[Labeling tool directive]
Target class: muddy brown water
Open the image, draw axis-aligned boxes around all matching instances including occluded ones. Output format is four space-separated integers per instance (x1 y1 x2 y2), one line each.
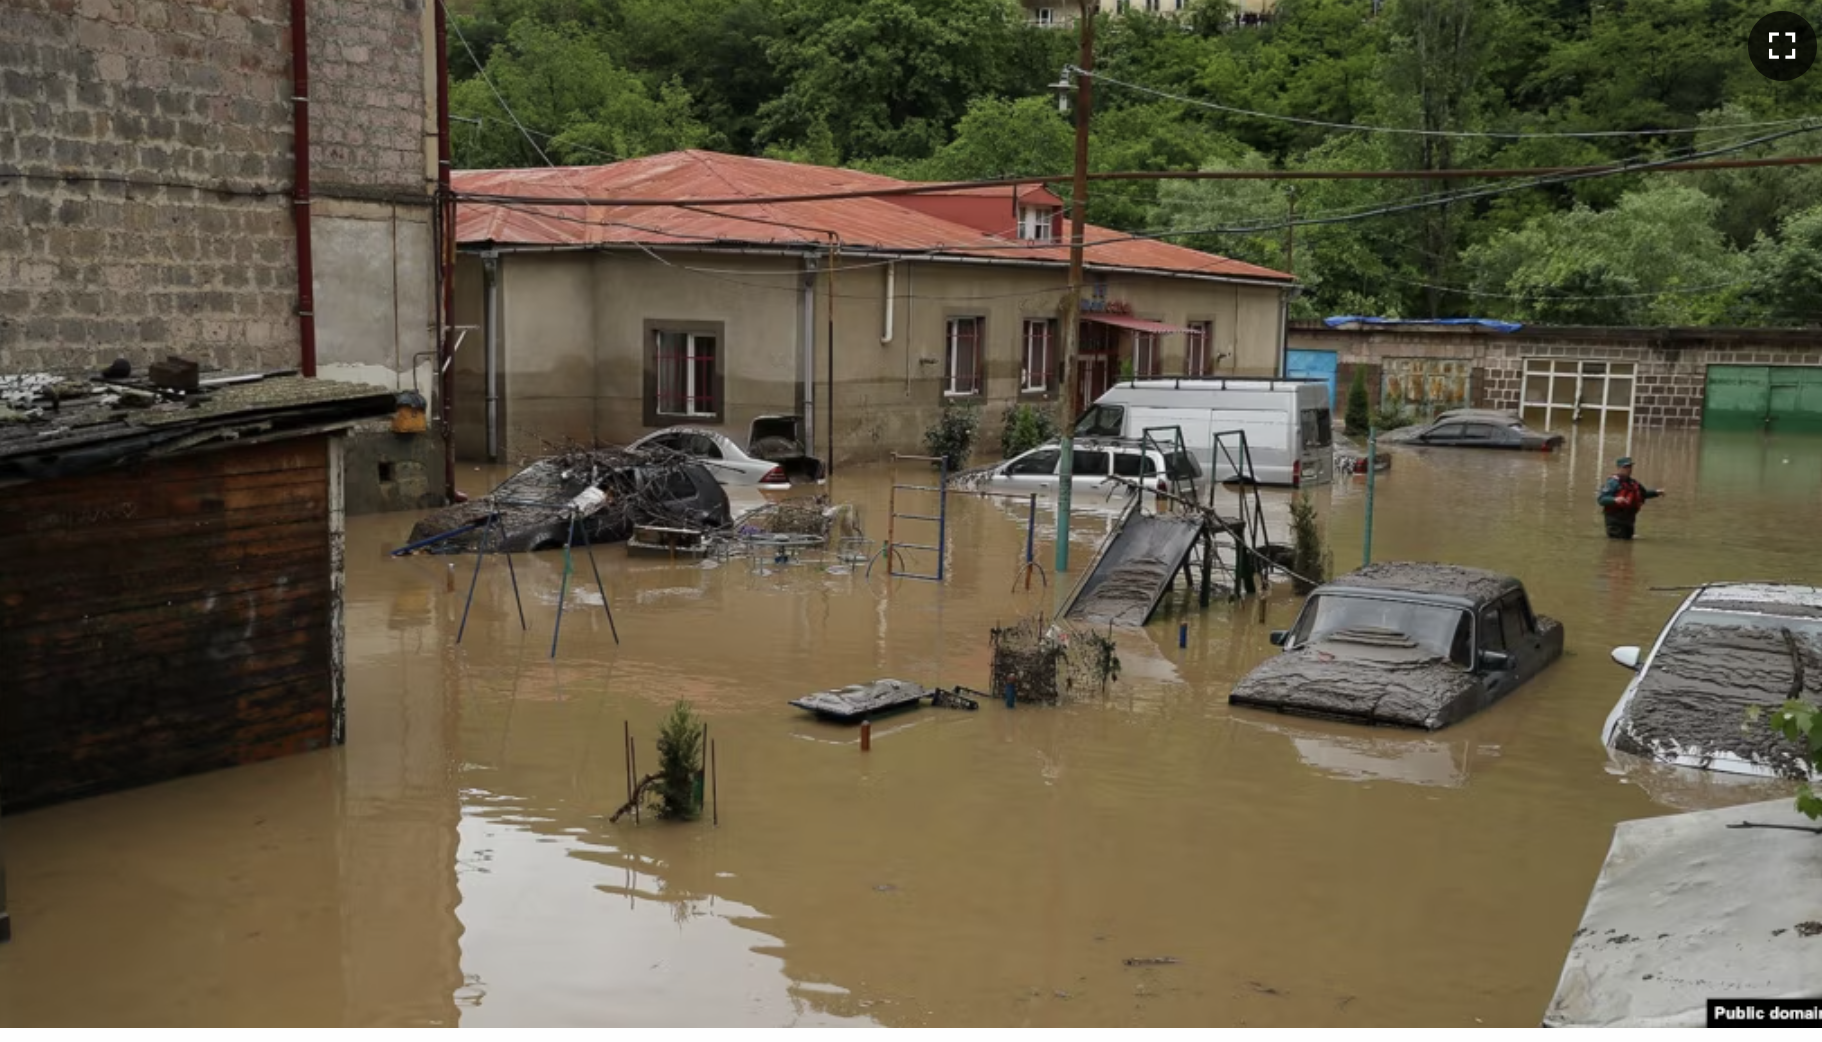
2 429 1819 1027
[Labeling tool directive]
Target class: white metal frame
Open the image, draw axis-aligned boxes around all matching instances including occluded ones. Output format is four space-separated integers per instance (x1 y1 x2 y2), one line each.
945 316 982 396
1519 356 1637 435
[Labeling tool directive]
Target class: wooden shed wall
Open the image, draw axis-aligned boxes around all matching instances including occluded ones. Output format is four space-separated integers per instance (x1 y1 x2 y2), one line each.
0 436 339 813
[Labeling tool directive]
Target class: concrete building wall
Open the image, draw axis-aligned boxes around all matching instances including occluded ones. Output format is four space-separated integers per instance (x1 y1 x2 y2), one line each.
458 246 1290 467
1 0 436 393
1289 321 1822 429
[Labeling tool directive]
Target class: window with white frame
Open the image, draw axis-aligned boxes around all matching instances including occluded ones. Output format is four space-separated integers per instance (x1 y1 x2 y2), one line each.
1036 7 1054 25
1519 357 1635 432
1134 330 1162 377
653 328 717 417
1186 320 1213 375
1022 318 1055 392
946 317 984 395
1018 206 1055 242
1144 0 1162 11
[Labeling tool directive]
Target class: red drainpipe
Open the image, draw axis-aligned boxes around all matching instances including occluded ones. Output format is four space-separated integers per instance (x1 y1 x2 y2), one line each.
434 0 458 503
289 0 316 377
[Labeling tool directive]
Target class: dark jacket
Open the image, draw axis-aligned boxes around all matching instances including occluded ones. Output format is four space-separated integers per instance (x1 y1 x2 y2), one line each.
1596 474 1660 515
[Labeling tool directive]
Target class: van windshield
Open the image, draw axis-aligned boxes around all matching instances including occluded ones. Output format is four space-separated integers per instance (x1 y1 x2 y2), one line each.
1075 405 1124 438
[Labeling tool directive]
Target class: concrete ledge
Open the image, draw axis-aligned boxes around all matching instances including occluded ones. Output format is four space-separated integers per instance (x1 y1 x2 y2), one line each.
1543 798 1822 1027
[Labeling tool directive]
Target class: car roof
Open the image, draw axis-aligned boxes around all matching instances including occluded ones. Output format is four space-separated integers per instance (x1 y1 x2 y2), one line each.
1317 561 1521 607
1687 583 1822 620
1025 438 1173 457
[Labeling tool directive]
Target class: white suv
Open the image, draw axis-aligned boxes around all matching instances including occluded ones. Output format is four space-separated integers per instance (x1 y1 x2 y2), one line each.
978 439 1202 510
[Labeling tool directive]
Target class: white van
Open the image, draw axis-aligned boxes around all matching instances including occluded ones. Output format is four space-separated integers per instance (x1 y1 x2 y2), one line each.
1071 379 1334 487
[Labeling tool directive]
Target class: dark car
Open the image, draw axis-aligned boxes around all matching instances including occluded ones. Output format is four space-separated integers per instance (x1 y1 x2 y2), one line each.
1381 413 1565 452
1228 562 1565 730
404 454 732 554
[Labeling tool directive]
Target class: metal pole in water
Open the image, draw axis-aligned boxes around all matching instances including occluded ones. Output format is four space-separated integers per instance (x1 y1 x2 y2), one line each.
1056 435 1074 573
936 458 948 583
1005 682 1016 708
1363 427 1378 567
860 720 872 752
711 739 719 827
456 513 492 643
1179 622 1188 649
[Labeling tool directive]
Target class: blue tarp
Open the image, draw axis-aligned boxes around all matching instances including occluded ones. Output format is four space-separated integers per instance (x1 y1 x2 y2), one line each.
1323 316 1524 334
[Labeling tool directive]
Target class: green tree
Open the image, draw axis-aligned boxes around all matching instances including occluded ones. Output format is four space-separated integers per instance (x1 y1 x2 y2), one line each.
915 96 1075 182
1460 184 1746 325
1345 366 1370 432
1739 204 1822 327
654 700 706 821
450 20 718 168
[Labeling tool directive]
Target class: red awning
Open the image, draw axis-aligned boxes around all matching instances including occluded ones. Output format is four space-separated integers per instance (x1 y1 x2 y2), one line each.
1081 314 1194 335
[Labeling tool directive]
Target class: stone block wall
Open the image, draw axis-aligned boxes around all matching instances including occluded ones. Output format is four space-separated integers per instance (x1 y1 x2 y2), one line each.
1287 322 1822 430
1 0 433 379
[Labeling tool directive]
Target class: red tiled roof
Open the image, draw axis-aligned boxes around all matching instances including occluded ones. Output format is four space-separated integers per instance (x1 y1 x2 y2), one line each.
453 151 1294 284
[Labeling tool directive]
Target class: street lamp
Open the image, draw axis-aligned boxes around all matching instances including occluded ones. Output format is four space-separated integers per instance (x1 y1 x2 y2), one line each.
1050 69 1074 115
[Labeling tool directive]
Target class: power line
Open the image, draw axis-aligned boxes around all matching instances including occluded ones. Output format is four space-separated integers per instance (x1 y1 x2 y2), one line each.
1076 66 1816 140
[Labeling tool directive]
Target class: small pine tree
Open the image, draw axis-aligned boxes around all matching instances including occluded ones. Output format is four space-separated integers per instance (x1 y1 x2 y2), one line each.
1289 492 1326 592
1345 368 1371 433
654 700 705 821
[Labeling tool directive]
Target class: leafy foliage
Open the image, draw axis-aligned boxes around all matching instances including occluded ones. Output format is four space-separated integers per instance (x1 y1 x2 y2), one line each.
1000 402 1060 460
447 0 1822 325
1288 491 1326 590
1764 698 1821 819
653 700 705 821
924 399 981 470
1344 367 1370 433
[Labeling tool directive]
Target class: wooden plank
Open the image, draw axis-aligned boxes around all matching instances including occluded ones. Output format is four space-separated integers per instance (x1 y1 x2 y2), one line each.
0 500 331 554
0 519 326 584
10 625 325 690
0 541 329 611
0 445 326 515
0 473 328 535
2 573 328 629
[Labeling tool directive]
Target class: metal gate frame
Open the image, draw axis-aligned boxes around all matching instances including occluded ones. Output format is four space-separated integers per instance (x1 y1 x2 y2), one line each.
1519 357 1637 434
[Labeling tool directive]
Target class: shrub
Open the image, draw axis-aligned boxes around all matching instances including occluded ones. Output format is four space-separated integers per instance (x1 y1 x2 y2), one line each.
1288 491 1326 592
923 399 981 470
654 700 705 821
1345 367 1371 433
1000 402 1059 459
1372 401 1415 431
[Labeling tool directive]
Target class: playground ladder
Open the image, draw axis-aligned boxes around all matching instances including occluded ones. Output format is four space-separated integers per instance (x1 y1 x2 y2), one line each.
879 453 949 582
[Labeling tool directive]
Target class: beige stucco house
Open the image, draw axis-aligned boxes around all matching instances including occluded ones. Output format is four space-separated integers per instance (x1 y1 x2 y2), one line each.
452 151 1295 467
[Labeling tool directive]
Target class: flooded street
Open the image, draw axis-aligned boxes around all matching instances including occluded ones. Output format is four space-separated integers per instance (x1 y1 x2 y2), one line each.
2 428 1819 1027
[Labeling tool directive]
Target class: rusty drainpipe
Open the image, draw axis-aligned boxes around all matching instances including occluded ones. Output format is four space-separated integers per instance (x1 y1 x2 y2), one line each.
434 0 459 502
289 0 316 377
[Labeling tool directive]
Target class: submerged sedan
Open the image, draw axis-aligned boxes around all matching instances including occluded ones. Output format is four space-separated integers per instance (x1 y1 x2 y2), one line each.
1380 411 1565 452
1602 582 1822 781
1229 562 1565 730
628 416 826 490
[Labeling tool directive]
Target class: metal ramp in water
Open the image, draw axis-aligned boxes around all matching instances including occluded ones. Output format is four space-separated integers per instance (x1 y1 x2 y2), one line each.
1055 495 1211 627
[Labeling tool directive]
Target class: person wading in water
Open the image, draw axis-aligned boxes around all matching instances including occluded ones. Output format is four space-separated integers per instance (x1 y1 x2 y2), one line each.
1595 456 1665 540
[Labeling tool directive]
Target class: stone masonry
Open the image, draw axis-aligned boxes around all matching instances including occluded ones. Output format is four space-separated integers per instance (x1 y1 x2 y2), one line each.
1289 321 1822 428
0 0 434 378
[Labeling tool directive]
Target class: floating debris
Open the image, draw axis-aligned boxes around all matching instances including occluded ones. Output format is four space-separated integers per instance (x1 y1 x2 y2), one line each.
990 613 1120 704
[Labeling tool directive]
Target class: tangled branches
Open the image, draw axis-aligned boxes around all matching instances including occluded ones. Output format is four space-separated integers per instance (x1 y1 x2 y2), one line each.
989 613 1121 704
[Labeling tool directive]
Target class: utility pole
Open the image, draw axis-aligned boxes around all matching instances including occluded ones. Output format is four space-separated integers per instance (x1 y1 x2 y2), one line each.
1284 186 1297 273
1055 0 1095 576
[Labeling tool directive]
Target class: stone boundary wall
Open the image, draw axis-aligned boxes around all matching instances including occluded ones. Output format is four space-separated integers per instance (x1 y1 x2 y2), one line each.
1289 322 1822 428
1 0 432 376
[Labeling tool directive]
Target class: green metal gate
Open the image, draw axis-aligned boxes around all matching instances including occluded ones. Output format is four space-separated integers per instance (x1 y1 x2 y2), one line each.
1703 365 1822 433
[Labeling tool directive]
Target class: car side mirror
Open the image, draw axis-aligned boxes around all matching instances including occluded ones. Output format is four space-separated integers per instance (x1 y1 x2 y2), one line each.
1478 649 1512 671
1269 630 1287 646
1610 646 1642 672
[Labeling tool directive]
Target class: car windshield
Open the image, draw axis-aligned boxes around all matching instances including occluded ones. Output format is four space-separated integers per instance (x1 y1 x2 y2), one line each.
1291 593 1474 667
1676 608 1822 641
1075 404 1124 437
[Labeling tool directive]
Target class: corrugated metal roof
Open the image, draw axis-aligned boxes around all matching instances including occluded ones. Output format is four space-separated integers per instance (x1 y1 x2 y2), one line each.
454 151 1294 284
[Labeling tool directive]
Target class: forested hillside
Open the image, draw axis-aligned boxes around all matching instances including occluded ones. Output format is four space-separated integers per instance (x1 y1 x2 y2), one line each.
445 0 1822 325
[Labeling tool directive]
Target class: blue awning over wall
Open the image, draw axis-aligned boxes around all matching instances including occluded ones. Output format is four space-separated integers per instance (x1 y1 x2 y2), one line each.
1323 316 1524 334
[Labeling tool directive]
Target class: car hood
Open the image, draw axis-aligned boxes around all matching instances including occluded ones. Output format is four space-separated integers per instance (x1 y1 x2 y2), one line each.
1229 643 1479 730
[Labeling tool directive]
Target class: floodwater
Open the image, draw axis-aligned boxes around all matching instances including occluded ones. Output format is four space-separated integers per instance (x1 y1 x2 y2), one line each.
3 427 1820 1027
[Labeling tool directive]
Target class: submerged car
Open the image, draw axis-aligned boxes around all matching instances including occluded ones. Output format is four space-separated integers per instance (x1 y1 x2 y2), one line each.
972 437 1202 511
1380 412 1565 452
1333 432 1391 477
1229 562 1565 730
1602 582 1822 781
404 453 732 554
627 416 825 490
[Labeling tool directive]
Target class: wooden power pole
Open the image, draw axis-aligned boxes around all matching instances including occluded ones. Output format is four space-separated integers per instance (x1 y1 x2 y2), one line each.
1055 0 1095 575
